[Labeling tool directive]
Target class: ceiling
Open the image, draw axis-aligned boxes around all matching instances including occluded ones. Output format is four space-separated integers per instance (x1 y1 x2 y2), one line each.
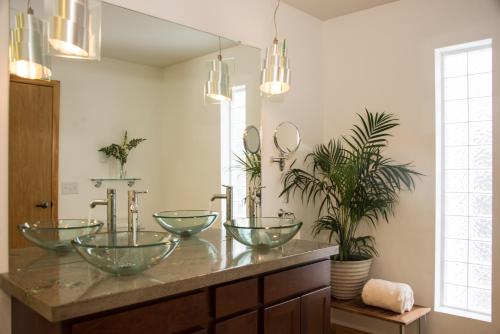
101 3 238 68
281 0 399 20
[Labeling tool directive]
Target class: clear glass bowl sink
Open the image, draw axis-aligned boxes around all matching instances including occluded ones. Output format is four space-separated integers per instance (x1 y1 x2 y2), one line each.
18 219 104 252
153 210 218 237
224 218 302 249
72 231 179 276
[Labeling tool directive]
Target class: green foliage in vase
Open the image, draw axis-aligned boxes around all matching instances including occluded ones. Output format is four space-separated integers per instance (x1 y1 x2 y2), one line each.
234 150 261 187
280 110 421 261
98 131 146 166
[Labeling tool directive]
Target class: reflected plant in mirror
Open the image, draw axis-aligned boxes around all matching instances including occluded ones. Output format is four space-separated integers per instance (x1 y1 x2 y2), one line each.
235 125 262 218
98 131 146 179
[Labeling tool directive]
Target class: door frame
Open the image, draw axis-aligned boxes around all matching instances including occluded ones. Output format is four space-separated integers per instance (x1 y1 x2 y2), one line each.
9 75 60 226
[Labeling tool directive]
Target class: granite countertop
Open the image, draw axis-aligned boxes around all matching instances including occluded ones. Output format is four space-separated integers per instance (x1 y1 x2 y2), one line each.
0 229 338 322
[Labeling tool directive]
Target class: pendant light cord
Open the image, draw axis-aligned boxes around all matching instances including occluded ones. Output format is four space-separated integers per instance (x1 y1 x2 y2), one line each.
273 0 281 42
27 0 33 14
218 36 222 61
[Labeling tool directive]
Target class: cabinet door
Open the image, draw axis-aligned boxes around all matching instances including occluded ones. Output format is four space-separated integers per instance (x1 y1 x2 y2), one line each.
263 298 300 334
215 311 258 334
300 287 331 334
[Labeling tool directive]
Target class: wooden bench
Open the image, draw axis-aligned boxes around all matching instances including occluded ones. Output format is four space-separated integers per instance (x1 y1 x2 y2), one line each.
331 297 431 334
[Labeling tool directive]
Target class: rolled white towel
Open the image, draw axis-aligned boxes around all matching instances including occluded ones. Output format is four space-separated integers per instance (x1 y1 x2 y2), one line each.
361 279 414 314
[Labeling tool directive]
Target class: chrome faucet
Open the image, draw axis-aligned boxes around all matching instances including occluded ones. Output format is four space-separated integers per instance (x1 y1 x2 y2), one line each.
211 185 233 237
90 188 117 233
128 190 148 232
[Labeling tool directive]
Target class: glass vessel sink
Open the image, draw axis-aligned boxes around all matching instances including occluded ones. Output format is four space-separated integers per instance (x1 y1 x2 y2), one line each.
18 219 104 252
153 210 218 237
224 218 302 249
72 231 179 276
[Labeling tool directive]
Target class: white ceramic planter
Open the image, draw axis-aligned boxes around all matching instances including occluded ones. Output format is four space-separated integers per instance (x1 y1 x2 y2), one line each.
331 257 373 300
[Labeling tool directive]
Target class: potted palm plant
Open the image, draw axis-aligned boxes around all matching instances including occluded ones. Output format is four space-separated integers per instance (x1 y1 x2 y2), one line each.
280 110 420 299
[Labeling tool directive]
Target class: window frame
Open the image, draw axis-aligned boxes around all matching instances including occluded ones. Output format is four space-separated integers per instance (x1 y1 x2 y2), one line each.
434 38 493 322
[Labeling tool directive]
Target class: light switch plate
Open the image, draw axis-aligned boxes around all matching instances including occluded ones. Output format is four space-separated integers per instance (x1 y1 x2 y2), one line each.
62 182 79 195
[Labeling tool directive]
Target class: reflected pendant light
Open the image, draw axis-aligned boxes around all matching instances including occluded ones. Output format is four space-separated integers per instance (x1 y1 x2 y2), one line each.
205 37 232 102
260 0 291 96
9 1 52 80
46 0 101 59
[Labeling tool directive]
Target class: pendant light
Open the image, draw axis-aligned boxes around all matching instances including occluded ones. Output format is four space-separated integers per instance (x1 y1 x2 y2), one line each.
9 0 52 80
205 36 232 103
45 0 101 59
260 0 291 96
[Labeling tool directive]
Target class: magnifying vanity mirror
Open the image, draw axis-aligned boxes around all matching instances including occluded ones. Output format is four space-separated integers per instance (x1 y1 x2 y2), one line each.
243 125 261 154
272 121 301 171
7 0 262 248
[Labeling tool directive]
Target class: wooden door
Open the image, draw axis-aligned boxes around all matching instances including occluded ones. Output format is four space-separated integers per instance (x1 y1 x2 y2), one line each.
300 287 331 334
263 298 301 334
9 75 59 248
215 311 258 334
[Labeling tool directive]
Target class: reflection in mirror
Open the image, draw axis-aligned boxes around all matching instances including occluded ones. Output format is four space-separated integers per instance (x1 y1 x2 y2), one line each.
243 125 260 154
272 122 301 171
7 0 261 247
234 125 262 219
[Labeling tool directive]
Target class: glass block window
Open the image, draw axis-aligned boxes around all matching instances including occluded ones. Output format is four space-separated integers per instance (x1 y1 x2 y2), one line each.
220 86 247 222
435 39 492 322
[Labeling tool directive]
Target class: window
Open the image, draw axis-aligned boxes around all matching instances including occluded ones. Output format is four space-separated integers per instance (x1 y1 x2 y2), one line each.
220 86 247 222
435 39 492 322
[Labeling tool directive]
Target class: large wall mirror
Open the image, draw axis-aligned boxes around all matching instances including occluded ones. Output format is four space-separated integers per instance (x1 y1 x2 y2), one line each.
8 0 261 247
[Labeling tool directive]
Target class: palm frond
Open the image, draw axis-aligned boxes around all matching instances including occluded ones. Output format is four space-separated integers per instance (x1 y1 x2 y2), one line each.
280 109 421 260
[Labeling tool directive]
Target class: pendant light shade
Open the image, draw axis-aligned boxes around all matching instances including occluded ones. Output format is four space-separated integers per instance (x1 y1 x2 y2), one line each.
45 0 101 59
9 9 52 80
260 38 291 95
205 56 232 102
205 37 232 103
260 0 291 96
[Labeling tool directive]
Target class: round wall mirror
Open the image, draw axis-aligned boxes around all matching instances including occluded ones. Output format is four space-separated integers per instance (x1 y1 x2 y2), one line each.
274 122 301 154
243 125 261 153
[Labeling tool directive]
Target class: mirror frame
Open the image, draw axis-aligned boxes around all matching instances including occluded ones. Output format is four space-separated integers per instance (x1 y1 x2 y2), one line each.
243 125 261 154
273 121 301 154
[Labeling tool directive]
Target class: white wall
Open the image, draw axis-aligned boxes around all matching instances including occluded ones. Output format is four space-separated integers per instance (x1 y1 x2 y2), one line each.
53 57 165 230
0 2 324 331
161 45 261 226
322 0 500 333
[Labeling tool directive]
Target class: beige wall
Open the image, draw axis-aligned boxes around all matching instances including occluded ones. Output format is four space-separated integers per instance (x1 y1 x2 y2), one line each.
54 57 165 230
322 0 500 333
161 45 261 225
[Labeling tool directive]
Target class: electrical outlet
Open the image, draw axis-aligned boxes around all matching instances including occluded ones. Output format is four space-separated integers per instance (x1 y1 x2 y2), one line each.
62 182 79 195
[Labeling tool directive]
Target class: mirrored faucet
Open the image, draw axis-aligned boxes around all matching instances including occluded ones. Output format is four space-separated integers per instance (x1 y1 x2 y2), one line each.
211 185 233 237
247 185 264 219
90 188 117 233
128 190 148 232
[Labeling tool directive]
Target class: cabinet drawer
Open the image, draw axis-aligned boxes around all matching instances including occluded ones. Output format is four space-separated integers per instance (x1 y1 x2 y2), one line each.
71 291 210 334
215 311 258 334
263 260 330 304
215 278 259 318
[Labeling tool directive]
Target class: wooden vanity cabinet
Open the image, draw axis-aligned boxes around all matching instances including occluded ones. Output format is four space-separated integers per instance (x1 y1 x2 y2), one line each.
12 259 331 334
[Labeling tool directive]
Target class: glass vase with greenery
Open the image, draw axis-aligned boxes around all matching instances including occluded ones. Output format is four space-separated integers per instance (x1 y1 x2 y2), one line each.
280 110 421 261
98 131 146 178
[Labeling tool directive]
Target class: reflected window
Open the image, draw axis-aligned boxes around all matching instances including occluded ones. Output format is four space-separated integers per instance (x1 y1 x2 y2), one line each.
221 86 247 222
